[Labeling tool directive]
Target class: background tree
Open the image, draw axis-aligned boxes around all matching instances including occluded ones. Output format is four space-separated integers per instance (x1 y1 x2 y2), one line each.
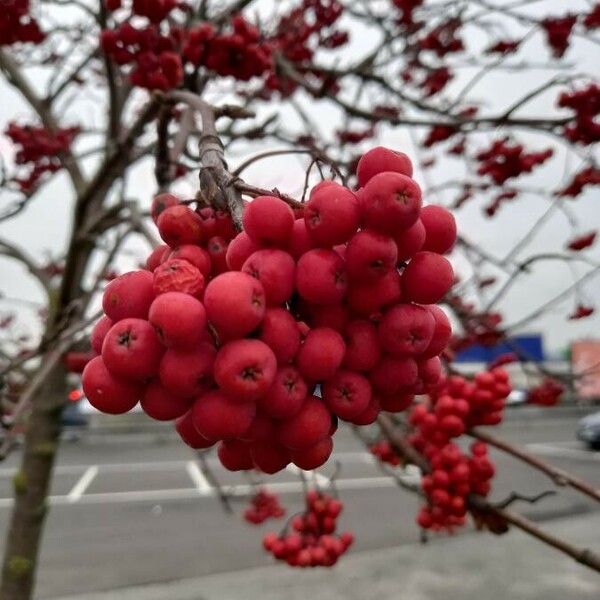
0 0 598 598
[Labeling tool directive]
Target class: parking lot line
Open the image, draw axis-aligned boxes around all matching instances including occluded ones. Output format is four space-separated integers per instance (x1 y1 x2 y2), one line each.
0 474 408 509
185 461 212 495
67 466 98 503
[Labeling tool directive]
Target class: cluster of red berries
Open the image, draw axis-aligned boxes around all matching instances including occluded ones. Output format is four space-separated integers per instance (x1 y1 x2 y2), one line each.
392 0 424 27
264 0 347 95
244 489 286 524
418 20 464 57
541 15 577 58
416 440 495 532
584 4 600 29
81 145 455 477
100 24 183 90
568 304 594 321
0 0 44 46
370 440 402 466
423 125 457 148
557 166 600 198
421 67 453 97
557 84 600 146
263 491 353 567
527 378 565 406
566 231 596 252
485 39 521 55
476 139 553 185
402 369 510 532
184 15 272 82
5 123 79 192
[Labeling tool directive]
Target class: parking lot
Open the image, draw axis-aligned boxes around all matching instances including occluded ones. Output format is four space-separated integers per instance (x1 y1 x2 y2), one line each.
0 411 598 598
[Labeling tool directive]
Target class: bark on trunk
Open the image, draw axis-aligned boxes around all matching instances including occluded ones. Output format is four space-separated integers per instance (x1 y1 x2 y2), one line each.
0 360 66 600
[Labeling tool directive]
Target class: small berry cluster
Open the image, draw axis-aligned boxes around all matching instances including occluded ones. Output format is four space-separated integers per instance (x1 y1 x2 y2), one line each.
527 378 565 406
566 231 596 252
0 0 44 46
264 0 347 95
416 440 495 532
476 138 553 185
485 39 520 55
557 166 600 198
392 0 424 27
244 489 286 524
406 369 511 532
421 67 453 97
5 123 79 192
262 491 353 567
418 20 464 57
568 304 594 320
82 145 455 479
541 15 577 58
184 15 272 82
369 440 402 466
557 84 600 146
100 23 183 90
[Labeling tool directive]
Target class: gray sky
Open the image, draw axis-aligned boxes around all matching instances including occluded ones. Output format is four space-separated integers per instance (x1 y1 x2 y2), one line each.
0 0 598 355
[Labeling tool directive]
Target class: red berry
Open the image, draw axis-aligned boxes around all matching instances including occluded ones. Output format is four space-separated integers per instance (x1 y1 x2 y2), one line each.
159 343 215 398
214 339 277 402
242 248 296 305
357 147 413 187
345 230 398 281
157 205 203 246
304 183 360 246
218 440 254 471
175 410 214 449
402 252 454 304
102 270 155 321
192 389 255 441
378 304 435 356
296 249 347 305
394 219 426 261
420 205 457 254
82 356 142 414
277 396 332 450
151 192 180 224
148 292 207 349
362 172 421 234
91 315 114 354
259 366 307 419
141 381 191 421
243 196 295 246
169 244 211 276
342 320 381 371
257 307 301 364
102 318 164 381
204 272 266 340
291 436 333 470
226 231 262 270
296 328 346 382
153 259 205 298
323 370 372 420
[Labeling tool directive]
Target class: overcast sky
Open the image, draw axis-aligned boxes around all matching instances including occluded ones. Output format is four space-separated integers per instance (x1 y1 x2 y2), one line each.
0 0 598 355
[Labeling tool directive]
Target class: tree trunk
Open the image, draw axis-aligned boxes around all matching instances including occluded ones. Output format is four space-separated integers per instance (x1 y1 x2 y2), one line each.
0 360 66 599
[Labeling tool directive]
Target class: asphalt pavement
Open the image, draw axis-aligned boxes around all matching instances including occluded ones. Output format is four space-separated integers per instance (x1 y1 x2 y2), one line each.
0 409 598 599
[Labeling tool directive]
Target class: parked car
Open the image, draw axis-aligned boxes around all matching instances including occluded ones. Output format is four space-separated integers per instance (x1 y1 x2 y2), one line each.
576 411 600 450
505 388 527 406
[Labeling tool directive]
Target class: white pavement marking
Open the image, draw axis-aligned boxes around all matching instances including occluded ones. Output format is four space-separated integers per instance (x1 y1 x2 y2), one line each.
525 443 600 462
286 464 330 486
185 461 212 495
67 466 98 503
0 452 375 478
0 475 401 509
